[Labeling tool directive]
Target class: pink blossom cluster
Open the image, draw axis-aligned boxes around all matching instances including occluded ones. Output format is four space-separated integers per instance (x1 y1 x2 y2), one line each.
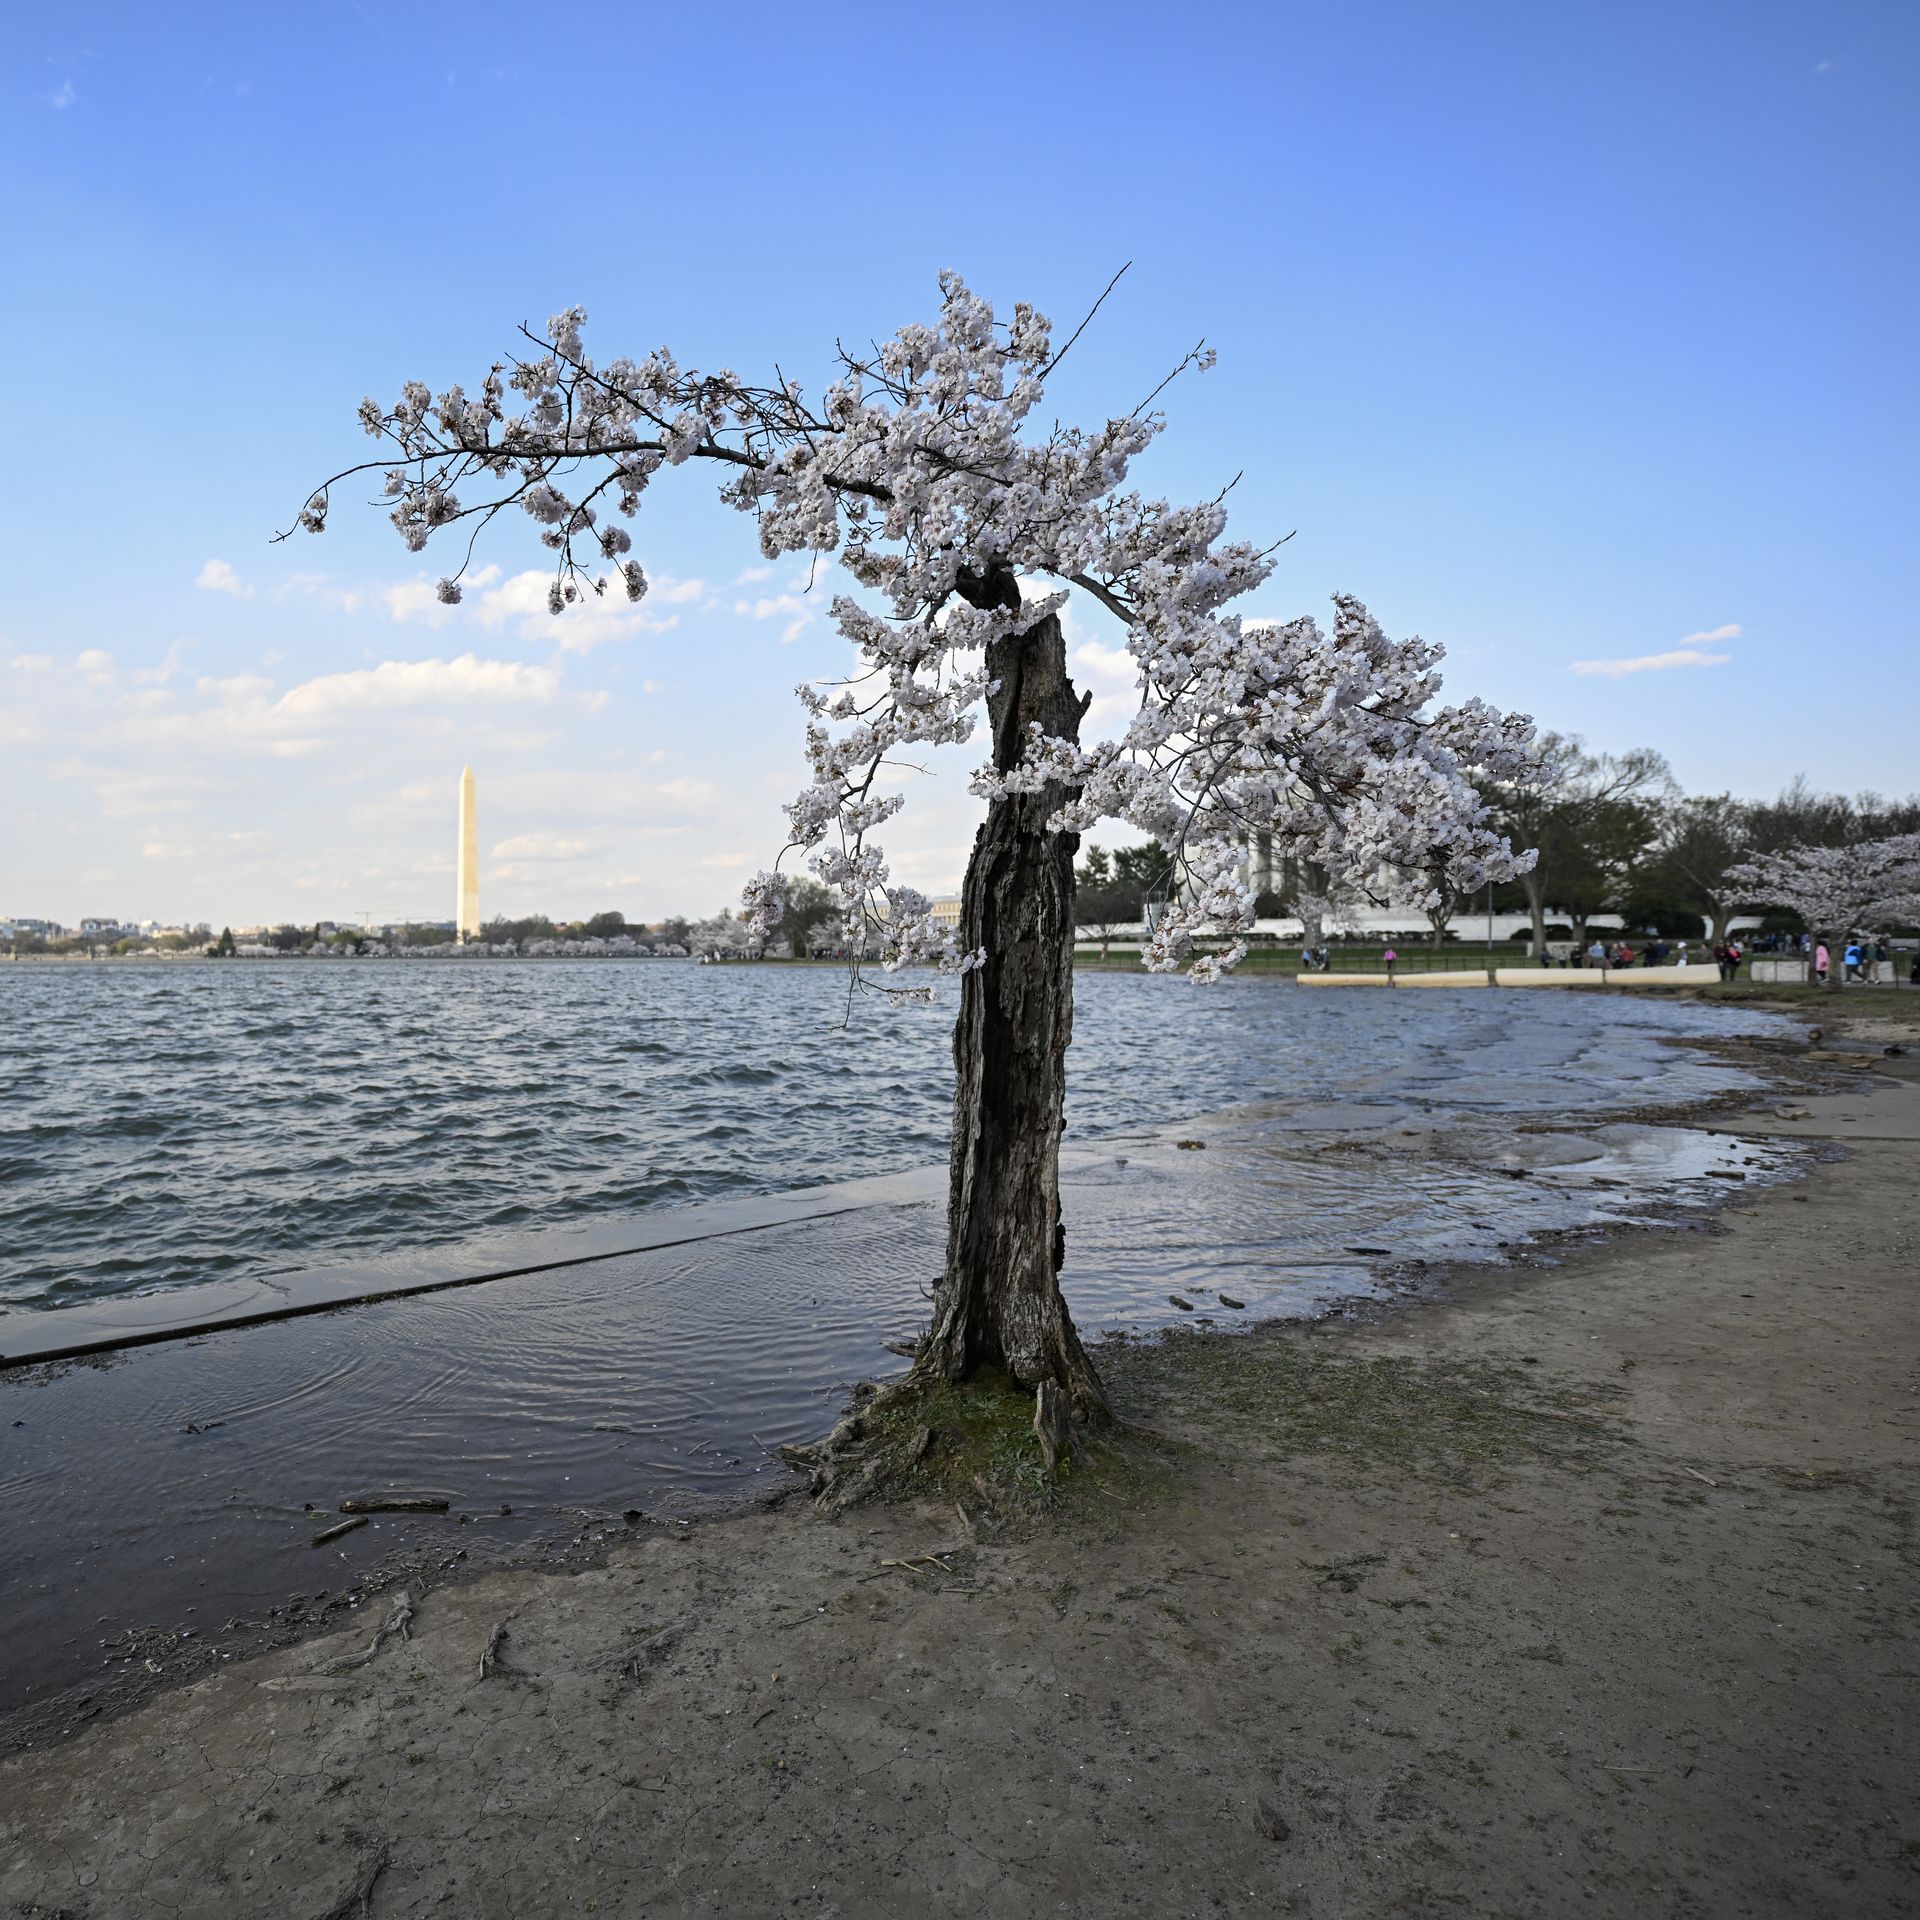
1726 834 1920 933
298 274 1538 981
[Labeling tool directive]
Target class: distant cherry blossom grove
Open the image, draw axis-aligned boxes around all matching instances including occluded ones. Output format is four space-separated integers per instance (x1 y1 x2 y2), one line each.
290 273 1539 982
1725 834 1920 935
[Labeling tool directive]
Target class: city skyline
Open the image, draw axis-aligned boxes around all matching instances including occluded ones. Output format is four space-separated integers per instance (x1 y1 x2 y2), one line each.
3 2 1914 927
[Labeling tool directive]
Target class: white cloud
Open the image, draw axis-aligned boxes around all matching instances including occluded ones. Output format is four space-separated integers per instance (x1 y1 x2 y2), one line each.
734 565 773 585
1572 621 1740 677
657 775 721 806
460 569 685 651
195 558 252 598
1570 648 1732 678
734 591 814 643
383 565 499 628
132 642 185 686
49 80 75 108
492 832 590 861
272 653 562 719
381 565 702 648
279 571 365 614
1069 638 1142 738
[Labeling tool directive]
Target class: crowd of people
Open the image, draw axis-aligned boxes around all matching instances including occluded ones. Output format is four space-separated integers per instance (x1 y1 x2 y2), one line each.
1289 928 1915 985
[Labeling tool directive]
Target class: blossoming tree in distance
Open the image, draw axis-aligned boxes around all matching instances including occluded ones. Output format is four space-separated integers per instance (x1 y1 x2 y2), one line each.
291 273 1538 1490
1726 835 1920 985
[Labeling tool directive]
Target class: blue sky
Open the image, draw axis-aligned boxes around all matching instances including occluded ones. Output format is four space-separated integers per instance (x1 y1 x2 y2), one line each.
3 0 1914 927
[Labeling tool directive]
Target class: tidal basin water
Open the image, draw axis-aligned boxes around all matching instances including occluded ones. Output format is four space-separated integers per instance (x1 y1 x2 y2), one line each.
0 961 1803 1737
1 960 1791 1312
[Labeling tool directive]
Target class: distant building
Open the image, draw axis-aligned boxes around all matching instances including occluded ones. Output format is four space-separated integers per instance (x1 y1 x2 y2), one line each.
931 897 963 929
79 917 128 937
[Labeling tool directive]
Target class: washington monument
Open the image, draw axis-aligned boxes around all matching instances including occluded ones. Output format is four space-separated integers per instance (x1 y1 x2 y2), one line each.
456 765 480 939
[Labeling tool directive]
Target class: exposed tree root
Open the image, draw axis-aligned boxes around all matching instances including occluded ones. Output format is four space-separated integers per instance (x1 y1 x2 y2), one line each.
780 1366 1135 1516
323 1593 414 1674
312 1844 388 1920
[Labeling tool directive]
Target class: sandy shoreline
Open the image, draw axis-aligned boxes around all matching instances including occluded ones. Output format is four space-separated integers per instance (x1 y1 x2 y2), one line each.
1 1023 1915 1916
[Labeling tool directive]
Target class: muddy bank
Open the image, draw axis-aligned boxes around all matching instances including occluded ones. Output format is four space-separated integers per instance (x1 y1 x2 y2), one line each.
1 1055 1914 1916
1 1013 1825 1754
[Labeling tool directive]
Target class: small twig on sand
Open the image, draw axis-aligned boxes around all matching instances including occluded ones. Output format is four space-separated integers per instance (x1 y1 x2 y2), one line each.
312 1844 388 1920
478 1618 511 1681
325 1593 415 1673
1683 1467 1718 1488
597 1620 689 1682
953 1502 974 1539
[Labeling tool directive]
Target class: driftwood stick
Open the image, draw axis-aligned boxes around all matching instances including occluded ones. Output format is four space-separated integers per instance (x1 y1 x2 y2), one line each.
325 1592 416 1673
479 1618 510 1680
312 1516 368 1547
597 1620 689 1681
338 1497 450 1515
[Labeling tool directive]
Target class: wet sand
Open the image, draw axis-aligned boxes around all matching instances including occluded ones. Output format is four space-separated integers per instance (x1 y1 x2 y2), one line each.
1 1036 1915 1916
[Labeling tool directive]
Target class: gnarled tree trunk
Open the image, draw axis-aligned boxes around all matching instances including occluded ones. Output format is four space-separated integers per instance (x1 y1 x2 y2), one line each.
917 565 1108 1417
1522 868 1548 961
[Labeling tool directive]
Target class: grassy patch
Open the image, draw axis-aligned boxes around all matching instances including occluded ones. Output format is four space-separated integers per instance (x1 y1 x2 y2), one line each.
854 1367 1175 1522
1099 1328 1628 1484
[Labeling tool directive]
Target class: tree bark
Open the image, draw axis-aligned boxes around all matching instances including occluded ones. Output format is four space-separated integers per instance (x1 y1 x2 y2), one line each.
918 566 1108 1417
1522 869 1548 961
1299 902 1326 962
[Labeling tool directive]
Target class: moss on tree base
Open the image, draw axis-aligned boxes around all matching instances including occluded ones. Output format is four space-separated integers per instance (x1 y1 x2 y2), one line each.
780 1364 1170 1522
783 1321 1638 1519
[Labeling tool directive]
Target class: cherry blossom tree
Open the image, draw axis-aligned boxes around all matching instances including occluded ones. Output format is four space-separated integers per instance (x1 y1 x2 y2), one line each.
291 273 1537 1472
1725 834 1920 985
1488 736 1670 957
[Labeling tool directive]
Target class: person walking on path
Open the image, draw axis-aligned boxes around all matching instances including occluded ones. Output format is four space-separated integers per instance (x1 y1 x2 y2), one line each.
1383 946 1398 981
1843 940 1863 984
1815 940 1831 985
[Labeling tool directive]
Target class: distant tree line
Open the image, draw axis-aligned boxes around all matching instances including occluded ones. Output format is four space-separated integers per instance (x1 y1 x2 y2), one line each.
1067 758 1920 956
12 762 1915 966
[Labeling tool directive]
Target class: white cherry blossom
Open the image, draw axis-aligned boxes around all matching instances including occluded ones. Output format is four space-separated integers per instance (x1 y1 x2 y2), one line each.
1726 834 1920 941
290 273 1537 981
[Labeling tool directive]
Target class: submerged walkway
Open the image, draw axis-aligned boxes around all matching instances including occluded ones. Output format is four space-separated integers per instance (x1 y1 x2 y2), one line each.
0 1069 1914 1917
0 1101 1781 1751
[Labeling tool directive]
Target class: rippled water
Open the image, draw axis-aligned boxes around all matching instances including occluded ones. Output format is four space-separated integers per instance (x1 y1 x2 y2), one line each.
0 961 1804 1737
0 961 1790 1311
